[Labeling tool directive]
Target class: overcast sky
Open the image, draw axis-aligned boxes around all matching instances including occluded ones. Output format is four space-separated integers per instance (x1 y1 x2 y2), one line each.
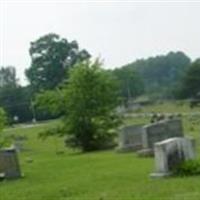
0 0 200 85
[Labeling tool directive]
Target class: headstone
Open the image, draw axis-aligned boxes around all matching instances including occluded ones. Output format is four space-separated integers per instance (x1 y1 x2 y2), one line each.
150 137 195 178
165 119 183 138
137 148 154 157
0 146 21 179
141 118 184 151
116 125 144 152
142 121 167 150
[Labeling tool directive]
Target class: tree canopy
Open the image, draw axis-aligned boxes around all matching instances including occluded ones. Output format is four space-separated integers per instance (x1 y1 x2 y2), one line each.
178 59 200 98
26 33 90 92
120 51 191 99
63 60 120 151
36 60 120 151
0 66 32 123
113 67 144 100
0 66 18 88
34 89 64 116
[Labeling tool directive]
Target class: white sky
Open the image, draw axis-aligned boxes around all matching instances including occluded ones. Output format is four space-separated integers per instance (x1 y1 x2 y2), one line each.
0 0 200 85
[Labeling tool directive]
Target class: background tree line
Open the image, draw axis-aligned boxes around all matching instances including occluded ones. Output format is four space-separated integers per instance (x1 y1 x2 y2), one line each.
116 51 191 100
0 33 200 124
0 33 90 123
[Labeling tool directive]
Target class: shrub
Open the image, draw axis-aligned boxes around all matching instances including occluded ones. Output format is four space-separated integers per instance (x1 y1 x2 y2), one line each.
173 159 200 176
0 108 6 130
0 108 7 148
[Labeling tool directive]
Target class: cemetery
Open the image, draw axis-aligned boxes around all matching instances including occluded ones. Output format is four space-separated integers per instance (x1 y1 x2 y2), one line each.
0 102 200 200
1 2 200 199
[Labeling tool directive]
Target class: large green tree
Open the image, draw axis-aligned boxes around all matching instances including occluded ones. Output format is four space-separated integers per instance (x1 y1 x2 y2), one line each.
63 60 120 151
36 60 120 151
26 33 90 92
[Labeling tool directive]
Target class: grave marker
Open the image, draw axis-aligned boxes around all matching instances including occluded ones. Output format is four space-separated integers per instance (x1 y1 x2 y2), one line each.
150 137 195 178
117 125 144 152
0 146 21 179
141 118 184 151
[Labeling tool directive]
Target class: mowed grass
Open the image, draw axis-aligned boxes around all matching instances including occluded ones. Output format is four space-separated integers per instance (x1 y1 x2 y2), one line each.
0 105 200 200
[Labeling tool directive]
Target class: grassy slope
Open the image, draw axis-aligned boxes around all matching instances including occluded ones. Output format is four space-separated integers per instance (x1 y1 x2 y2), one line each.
0 103 200 200
135 101 200 114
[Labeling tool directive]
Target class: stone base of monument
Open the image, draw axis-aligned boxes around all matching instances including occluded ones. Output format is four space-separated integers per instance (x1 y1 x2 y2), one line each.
150 172 172 178
116 145 142 153
150 137 195 178
137 148 154 157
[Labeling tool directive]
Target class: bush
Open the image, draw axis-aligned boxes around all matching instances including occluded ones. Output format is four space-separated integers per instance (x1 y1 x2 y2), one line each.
173 159 200 176
0 108 7 148
0 108 6 130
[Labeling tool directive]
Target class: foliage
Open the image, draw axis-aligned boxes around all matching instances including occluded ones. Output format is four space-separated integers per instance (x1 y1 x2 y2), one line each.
0 66 18 87
178 59 200 98
0 66 33 123
0 65 68 123
0 107 7 147
63 60 121 151
173 160 200 176
121 51 191 99
34 89 64 116
113 67 144 100
0 107 6 131
26 33 90 92
0 85 34 123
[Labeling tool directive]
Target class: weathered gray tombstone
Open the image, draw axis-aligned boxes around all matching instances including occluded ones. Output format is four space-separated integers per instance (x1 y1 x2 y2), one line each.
116 125 144 152
138 118 184 156
0 146 21 179
142 121 167 149
165 118 183 138
150 137 195 178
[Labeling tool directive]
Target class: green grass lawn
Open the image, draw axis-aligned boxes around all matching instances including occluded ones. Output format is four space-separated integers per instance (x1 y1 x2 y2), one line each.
0 106 200 200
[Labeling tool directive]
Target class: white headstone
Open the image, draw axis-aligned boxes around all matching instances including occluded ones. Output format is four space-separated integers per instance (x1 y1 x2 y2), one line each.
150 137 195 178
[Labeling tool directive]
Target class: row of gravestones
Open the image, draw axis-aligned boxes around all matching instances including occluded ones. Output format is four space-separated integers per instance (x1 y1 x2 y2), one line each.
0 118 196 180
117 118 196 177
